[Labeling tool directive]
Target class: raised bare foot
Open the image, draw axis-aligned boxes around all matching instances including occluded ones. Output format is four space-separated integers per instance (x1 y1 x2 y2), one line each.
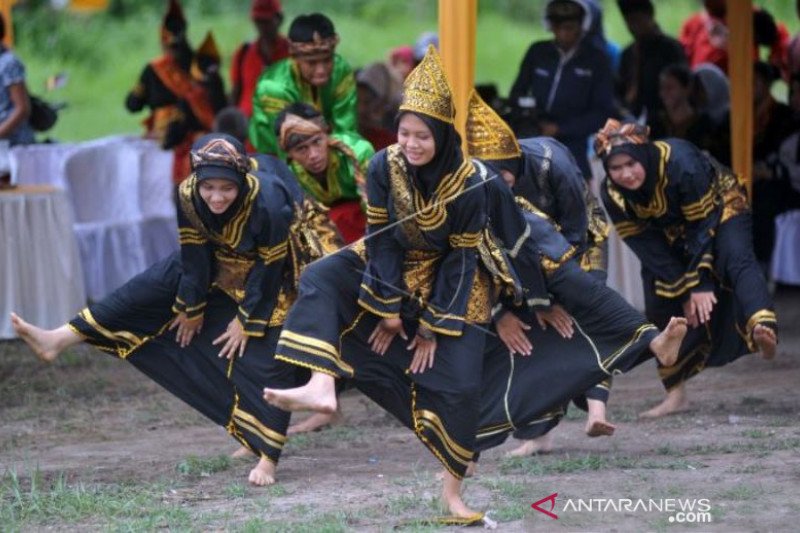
650 317 688 367
639 387 689 419
10 313 62 362
231 446 255 459
287 410 340 435
753 324 777 360
505 432 554 457
263 373 337 414
585 419 616 437
248 457 276 486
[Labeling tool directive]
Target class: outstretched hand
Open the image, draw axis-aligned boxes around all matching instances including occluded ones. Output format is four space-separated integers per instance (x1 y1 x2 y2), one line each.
170 312 203 348
368 317 407 355
683 291 717 328
214 318 248 360
535 304 574 339
496 311 533 356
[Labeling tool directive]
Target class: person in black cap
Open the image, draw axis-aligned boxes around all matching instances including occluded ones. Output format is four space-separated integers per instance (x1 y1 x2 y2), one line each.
249 12 358 156
11 133 340 487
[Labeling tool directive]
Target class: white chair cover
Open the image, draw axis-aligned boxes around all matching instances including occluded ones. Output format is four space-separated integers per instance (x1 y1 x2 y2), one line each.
136 140 179 265
10 142 77 189
770 209 800 286
65 143 149 301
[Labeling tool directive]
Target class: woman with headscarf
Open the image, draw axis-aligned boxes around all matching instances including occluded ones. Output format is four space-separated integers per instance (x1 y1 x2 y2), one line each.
263 47 495 527
11 133 338 487
465 91 687 464
596 119 778 418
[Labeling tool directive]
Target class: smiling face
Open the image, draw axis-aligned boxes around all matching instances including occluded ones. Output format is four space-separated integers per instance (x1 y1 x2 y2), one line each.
606 152 646 191
397 113 436 166
198 178 240 214
287 132 330 174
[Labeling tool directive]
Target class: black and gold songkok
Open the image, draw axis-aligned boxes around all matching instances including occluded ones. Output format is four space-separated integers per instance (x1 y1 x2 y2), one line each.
465 89 521 161
398 45 455 124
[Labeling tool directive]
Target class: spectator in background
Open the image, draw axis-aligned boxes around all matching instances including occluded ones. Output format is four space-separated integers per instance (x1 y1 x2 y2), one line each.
388 46 415 81
230 0 289 118
584 0 621 73
0 13 34 146
412 32 439 66
751 61 797 266
275 102 373 243
692 62 730 128
649 64 729 166
777 73 800 202
249 13 357 156
213 106 249 144
355 64 397 151
787 0 800 77
616 0 686 125
680 1 789 79
509 0 615 180
125 0 218 183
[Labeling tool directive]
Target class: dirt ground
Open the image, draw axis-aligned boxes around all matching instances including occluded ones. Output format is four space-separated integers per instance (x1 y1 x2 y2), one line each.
1 287 799 532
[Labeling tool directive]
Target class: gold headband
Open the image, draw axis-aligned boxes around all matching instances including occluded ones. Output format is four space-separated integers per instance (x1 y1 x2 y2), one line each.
594 118 650 157
398 45 455 124
289 33 339 58
279 113 326 151
465 89 521 161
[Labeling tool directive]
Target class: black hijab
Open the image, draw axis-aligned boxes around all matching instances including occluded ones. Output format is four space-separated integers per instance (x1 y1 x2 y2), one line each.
604 142 661 205
397 111 463 198
190 133 252 232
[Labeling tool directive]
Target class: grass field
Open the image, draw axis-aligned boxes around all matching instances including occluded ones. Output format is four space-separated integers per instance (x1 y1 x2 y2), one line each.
11 0 800 141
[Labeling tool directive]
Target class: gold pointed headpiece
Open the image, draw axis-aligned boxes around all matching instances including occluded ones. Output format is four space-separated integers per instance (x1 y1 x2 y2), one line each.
466 89 521 161
398 45 455 124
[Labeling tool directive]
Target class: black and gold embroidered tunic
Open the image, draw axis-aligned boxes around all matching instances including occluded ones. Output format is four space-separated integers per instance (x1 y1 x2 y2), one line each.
600 138 777 390
68 147 337 465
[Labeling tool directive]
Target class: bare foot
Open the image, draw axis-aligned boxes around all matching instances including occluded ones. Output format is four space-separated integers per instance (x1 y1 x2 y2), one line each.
10 313 75 363
263 372 337 414
287 409 340 435
585 419 616 437
248 457 276 486
649 317 688 367
505 432 554 457
441 470 480 520
639 385 689 419
753 324 777 360
231 446 255 459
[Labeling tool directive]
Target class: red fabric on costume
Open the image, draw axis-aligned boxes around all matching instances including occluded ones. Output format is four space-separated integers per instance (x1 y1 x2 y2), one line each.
328 200 366 244
230 36 290 117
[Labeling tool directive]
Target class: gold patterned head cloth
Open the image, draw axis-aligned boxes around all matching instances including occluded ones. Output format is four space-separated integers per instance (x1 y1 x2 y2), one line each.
398 45 455 124
278 113 327 151
190 134 251 183
465 89 521 160
593 118 650 158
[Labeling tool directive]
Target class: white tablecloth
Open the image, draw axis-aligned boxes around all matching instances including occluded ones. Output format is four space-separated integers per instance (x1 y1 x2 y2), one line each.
9 137 179 301
0 185 86 339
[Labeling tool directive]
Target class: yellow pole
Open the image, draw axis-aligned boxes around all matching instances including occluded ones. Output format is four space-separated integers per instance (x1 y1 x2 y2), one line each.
727 3 752 198
1 0 14 47
438 0 477 141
